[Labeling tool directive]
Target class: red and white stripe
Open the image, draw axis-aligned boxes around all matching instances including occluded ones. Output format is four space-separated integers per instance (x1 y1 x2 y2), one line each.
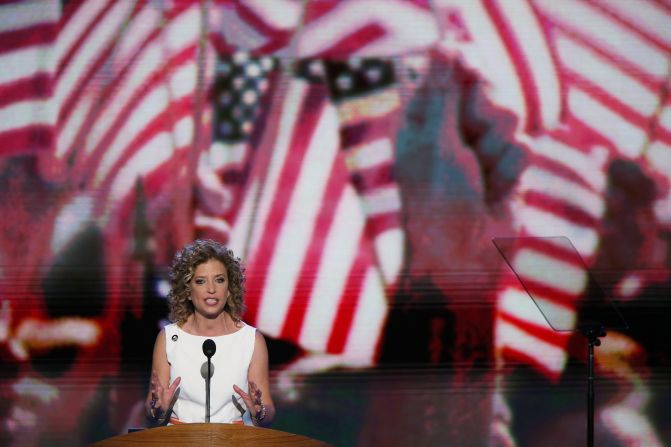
470 0 670 378
52 1 204 225
208 0 301 56
0 0 205 208
1 0 207 266
296 0 438 59
55 0 157 164
0 0 60 157
433 0 562 133
53 0 137 167
533 0 671 158
496 129 609 377
210 0 439 59
193 139 248 243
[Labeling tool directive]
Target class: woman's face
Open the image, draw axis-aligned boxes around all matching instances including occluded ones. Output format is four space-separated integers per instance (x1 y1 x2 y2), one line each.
189 258 230 318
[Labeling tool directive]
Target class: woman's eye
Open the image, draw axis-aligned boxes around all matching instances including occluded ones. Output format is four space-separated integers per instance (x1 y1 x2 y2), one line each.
195 279 205 285
216 277 226 284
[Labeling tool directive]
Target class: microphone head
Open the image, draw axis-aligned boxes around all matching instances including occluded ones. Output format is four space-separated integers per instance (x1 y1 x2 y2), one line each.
202 339 216 358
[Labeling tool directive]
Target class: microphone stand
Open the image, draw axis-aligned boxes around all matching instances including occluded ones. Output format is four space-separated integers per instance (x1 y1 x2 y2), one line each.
202 339 216 423
205 358 211 423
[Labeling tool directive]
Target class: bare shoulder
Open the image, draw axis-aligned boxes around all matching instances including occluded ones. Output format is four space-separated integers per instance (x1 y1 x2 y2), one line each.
252 329 268 357
156 327 166 344
152 328 167 358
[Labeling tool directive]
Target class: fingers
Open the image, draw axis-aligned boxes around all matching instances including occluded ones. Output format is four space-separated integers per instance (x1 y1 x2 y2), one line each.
233 384 249 399
168 376 181 394
233 384 255 411
150 373 181 413
233 382 265 421
238 382 267 424
233 383 261 403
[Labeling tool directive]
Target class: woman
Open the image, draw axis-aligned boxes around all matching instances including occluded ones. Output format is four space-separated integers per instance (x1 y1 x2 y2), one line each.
145 239 275 426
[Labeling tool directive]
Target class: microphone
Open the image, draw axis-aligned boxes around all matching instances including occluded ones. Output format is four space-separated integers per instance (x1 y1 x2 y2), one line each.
203 339 216 358
202 339 216 422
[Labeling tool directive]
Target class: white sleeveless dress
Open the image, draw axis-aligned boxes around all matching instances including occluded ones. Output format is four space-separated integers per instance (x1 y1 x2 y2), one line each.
164 322 256 424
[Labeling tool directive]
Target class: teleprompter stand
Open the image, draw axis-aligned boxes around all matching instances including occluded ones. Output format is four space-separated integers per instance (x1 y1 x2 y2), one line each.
493 236 628 447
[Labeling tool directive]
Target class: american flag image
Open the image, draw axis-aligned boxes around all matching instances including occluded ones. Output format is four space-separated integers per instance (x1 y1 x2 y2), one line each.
197 0 437 365
1 0 670 445
323 57 404 287
206 56 392 364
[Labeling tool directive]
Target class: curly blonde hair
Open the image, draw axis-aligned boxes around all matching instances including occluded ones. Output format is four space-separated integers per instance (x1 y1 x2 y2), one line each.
167 239 246 325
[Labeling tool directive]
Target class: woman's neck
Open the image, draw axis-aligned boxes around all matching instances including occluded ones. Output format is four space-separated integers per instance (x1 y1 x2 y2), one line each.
186 312 237 336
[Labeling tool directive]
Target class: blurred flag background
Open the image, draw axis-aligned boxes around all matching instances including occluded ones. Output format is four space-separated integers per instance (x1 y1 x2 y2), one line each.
0 0 669 446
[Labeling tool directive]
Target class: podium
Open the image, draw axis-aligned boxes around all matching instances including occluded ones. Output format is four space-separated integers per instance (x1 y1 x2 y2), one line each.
90 423 332 446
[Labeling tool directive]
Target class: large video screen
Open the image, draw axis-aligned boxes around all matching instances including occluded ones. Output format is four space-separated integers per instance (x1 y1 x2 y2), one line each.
1 1 669 446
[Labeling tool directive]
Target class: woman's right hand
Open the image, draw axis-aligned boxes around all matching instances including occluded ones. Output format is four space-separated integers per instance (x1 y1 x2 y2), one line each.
150 370 181 415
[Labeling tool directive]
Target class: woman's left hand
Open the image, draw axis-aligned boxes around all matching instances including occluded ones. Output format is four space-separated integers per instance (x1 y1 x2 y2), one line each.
233 381 265 421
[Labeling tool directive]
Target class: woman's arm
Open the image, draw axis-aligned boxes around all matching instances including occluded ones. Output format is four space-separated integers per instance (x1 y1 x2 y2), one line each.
234 331 276 427
145 329 180 424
